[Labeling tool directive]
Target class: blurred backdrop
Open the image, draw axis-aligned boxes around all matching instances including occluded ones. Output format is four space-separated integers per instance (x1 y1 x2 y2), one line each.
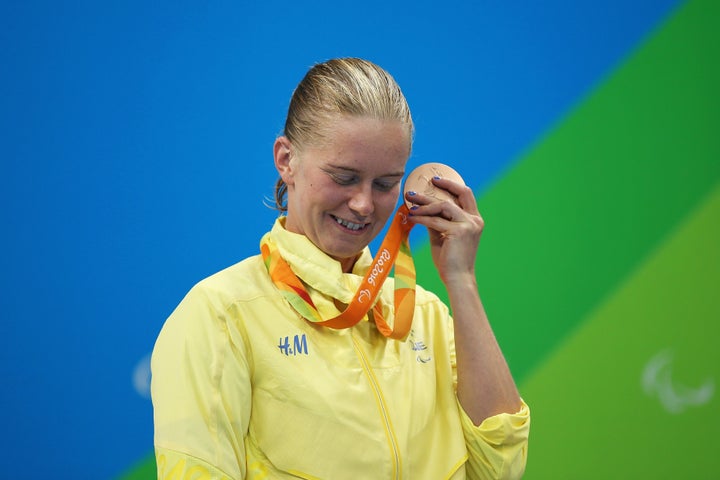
2 0 718 478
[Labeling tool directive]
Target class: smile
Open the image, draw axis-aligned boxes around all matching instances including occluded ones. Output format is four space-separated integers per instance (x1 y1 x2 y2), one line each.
332 215 367 231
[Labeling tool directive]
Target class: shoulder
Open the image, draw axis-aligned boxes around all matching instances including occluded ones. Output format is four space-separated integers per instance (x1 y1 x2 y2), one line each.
406 282 454 344
160 254 273 338
188 254 272 308
155 255 272 358
414 283 449 314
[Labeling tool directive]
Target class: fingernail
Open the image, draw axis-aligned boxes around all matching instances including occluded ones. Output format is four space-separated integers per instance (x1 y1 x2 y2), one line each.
407 191 416 196
410 205 419 210
433 176 441 180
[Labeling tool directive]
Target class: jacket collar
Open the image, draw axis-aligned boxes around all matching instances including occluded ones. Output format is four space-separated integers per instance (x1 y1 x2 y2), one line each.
267 217 375 304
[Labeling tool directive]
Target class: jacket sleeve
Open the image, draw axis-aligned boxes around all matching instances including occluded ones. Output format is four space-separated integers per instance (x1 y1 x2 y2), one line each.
458 398 530 480
151 283 252 480
441 298 530 480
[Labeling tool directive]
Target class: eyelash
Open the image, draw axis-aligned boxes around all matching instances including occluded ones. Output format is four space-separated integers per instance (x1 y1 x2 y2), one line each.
330 173 398 192
374 180 399 192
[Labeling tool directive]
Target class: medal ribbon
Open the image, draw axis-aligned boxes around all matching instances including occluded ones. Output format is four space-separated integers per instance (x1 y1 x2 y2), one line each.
261 205 416 339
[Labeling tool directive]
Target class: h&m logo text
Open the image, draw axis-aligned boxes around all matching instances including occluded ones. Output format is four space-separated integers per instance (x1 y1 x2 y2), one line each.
277 334 309 356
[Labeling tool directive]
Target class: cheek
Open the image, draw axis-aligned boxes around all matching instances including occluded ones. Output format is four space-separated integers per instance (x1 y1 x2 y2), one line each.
377 191 401 213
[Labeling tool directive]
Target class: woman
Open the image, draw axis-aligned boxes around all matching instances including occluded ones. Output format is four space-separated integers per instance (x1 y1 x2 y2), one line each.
152 58 530 479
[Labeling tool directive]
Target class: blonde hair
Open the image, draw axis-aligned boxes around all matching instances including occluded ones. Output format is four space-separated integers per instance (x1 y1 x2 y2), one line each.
274 58 414 212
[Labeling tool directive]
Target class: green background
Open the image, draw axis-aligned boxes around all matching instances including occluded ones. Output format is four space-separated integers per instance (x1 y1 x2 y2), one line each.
419 0 720 477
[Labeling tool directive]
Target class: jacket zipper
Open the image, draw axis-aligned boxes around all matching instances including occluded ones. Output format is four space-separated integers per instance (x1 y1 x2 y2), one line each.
351 334 401 479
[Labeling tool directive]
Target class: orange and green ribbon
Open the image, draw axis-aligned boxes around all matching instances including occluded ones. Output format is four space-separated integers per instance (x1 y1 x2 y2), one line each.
261 205 416 339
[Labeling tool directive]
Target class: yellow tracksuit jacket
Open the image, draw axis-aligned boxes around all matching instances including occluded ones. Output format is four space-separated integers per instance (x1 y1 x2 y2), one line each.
151 218 530 479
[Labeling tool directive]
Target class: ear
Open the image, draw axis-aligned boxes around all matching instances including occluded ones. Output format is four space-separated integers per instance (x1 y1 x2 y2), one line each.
274 136 295 186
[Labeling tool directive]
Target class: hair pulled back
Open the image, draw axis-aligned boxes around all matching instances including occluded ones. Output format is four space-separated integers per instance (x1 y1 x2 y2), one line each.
273 58 414 212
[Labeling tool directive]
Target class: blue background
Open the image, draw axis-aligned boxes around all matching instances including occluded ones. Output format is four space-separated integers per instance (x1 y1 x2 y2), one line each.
1 1 681 478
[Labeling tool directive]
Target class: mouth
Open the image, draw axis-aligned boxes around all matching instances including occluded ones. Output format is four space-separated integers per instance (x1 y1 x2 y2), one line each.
331 215 369 232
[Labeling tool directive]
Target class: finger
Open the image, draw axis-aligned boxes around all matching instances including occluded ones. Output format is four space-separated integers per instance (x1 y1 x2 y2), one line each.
431 177 478 213
404 190 434 206
408 195 460 219
410 206 470 238
405 188 465 212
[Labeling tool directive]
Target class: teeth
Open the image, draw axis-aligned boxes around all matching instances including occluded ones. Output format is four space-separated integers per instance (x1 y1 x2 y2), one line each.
335 217 364 231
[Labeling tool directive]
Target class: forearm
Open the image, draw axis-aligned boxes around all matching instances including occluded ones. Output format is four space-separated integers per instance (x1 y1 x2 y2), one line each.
447 274 522 425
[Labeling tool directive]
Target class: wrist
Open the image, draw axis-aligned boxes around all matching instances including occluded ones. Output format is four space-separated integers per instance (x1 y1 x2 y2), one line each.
443 271 478 290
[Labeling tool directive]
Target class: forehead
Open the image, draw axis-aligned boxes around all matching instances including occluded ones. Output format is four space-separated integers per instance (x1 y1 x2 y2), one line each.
325 116 411 154
309 114 412 149
308 118 409 177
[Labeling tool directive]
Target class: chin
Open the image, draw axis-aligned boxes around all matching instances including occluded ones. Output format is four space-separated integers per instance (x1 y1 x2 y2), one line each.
323 241 365 263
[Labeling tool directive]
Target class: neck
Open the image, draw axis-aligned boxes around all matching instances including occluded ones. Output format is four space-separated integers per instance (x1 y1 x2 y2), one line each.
339 253 360 273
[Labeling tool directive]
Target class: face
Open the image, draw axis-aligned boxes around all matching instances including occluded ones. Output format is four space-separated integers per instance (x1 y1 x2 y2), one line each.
275 116 411 272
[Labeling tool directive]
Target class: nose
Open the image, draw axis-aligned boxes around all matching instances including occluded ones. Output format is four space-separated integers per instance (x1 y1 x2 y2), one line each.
348 184 375 217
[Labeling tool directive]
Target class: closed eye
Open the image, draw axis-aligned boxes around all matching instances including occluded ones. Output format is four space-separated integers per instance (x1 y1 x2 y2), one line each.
374 179 400 192
324 167 402 192
329 172 357 185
